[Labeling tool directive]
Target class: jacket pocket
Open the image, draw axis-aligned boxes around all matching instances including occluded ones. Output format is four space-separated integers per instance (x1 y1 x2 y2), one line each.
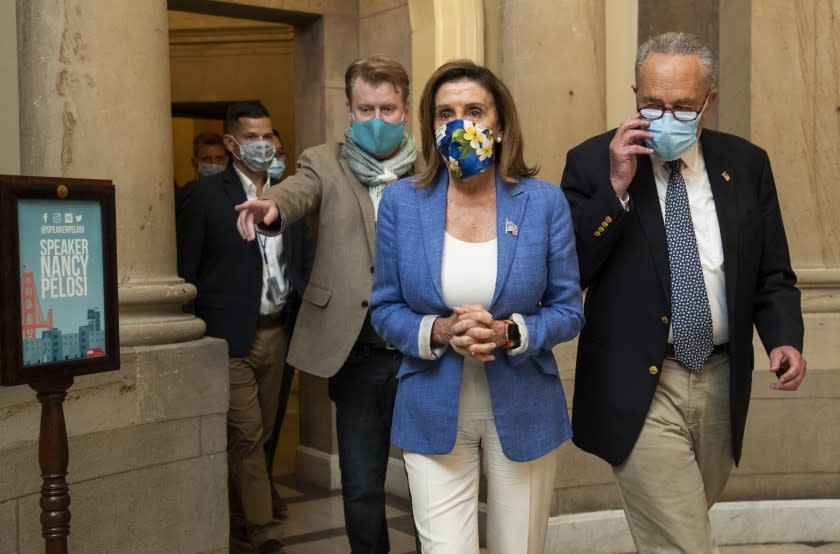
303 282 331 307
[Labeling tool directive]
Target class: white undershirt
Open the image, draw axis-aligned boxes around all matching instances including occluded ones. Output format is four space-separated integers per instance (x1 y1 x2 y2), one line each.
651 142 729 344
234 165 290 315
440 233 497 308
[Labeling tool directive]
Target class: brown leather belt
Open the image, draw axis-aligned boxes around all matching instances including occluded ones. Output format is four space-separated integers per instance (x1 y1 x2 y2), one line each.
665 342 729 360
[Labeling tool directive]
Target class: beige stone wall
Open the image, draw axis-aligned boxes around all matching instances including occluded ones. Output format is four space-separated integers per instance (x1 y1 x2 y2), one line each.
485 0 607 185
728 0 840 502
0 340 229 552
0 1 20 175
360 1 412 80
168 11 297 183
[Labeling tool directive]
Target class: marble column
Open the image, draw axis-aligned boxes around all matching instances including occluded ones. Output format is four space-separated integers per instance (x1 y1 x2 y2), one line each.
6 1 229 551
16 0 204 346
409 0 484 150
484 0 606 184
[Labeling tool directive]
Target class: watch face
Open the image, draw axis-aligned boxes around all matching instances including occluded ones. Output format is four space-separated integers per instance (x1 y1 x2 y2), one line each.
507 322 521 341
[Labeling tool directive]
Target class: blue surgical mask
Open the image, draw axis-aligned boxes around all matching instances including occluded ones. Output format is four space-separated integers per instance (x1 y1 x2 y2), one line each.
644 114 700 161
350 117 405 158
231 138 275 172
267 158 286 179
197 162 226 177
435 119 495 180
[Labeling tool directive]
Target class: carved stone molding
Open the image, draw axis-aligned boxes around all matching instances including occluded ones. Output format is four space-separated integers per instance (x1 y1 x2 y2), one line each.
169 25 294 58
797 268 840 313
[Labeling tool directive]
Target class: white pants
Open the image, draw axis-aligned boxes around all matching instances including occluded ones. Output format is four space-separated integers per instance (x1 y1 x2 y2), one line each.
403 358 559 554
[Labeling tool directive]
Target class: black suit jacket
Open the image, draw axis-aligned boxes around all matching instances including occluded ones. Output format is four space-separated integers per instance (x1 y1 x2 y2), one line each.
176 166 312 358
561 128 803 466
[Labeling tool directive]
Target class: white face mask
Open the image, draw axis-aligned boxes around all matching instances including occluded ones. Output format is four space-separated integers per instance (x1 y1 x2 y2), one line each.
231 138 276 172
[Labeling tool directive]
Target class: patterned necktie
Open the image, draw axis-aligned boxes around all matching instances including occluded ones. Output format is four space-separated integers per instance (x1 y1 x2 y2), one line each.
664 160 714 372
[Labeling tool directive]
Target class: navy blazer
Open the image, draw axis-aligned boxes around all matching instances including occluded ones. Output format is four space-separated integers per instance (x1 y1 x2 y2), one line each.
370 171 584 462
562 128 803 466
176 166 312 357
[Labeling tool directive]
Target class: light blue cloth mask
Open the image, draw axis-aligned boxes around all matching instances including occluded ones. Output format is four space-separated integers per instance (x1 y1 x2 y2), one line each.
644 114 700 161
267 158 286 179
351 118 405 158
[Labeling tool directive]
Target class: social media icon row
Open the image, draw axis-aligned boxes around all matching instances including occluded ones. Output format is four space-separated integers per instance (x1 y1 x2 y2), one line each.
41 212 83 224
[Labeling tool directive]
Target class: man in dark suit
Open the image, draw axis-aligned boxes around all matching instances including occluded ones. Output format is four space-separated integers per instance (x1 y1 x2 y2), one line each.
177 101 309 554
562 32 806 552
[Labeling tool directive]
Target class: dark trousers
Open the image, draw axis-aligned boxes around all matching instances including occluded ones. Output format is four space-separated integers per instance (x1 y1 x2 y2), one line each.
328 346 401 554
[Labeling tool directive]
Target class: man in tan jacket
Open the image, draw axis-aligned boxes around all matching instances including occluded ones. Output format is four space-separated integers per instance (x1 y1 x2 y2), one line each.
236 55 416 554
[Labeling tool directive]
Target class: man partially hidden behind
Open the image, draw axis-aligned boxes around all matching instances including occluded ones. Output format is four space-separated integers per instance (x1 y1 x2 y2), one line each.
175 132 230 214
562 33 806 552
177 101 309 554
193 131 230 178
235 55 416 554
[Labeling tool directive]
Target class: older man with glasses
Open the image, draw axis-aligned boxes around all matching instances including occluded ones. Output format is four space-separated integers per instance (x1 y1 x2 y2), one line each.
562 32 805 552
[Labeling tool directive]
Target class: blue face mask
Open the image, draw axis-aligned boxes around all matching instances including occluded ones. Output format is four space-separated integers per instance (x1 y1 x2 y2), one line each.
435 119 495 180
197 162 226 177
644 113 701 161
267 158 286 179
350 117 405 158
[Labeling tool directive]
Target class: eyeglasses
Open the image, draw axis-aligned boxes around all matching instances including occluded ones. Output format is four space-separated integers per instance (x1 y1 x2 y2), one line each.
638 92 710 122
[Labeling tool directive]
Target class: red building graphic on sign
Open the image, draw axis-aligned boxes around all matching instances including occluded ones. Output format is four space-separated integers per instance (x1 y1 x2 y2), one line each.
21 266 53 339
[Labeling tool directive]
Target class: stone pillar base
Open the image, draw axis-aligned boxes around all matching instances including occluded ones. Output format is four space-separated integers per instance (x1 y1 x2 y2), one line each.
0 338 229 553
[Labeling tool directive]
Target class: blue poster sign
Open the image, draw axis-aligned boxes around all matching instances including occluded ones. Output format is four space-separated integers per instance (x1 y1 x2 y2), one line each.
18 199 107 366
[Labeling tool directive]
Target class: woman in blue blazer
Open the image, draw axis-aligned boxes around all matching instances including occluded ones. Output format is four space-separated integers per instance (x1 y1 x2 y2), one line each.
371 60 584 553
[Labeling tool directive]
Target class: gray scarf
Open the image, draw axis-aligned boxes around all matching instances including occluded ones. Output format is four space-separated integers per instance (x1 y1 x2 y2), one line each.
342 129 417 187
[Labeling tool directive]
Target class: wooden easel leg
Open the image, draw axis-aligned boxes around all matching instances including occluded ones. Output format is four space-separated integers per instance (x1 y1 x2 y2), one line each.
30 376 74 554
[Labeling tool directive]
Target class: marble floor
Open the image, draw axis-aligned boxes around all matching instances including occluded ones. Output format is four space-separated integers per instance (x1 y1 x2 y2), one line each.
273 475 840 553
274 476 418 554
271 376 840 553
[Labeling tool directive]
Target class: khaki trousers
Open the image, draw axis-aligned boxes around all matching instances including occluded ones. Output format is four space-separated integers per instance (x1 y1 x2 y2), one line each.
228 324 290 545
404 358 559 554
613 352 733 554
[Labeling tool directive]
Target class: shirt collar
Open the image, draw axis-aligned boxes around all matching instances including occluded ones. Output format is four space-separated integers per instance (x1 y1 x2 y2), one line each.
651 138 701 173
232 164 270 197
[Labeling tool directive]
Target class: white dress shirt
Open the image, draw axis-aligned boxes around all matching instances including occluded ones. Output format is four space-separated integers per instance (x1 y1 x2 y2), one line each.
234 165 290 315
651 142 729 345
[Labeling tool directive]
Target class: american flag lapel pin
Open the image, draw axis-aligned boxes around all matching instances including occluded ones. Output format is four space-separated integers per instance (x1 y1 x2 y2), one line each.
721 170 731 182
505 218 518 236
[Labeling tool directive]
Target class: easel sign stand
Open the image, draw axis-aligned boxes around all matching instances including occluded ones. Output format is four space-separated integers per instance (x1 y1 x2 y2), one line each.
0 176 119 553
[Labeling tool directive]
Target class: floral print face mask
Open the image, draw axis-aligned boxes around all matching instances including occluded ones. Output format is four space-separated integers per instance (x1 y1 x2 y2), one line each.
435 119 495 180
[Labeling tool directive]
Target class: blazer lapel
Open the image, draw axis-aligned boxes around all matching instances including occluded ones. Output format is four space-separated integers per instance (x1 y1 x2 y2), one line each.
222 167 248 206
420 171 448 303
491 176 527 308
630 155 671 303
701 133 739 321
338 151 377 259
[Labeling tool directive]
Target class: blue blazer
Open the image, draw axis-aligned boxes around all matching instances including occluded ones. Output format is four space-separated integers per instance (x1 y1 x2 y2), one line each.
370 171 585 462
